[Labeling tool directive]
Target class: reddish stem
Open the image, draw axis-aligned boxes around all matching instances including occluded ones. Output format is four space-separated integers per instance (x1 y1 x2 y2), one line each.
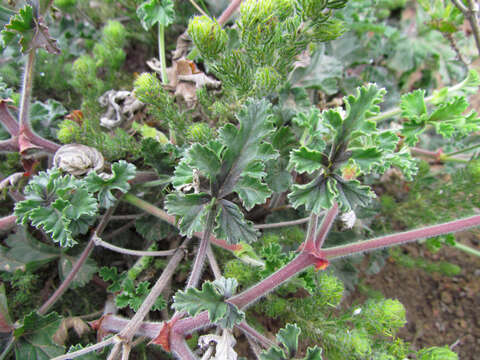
0 215 17 232
0 100 19 135
314 203 338 250
323 214 480 259
228 252 316 309
0 138 19 152
218 0 243 25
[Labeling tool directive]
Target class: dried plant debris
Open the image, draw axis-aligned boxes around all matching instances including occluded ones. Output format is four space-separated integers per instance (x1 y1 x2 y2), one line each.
147 57 220 107
53 144 104 176
99 90 145 129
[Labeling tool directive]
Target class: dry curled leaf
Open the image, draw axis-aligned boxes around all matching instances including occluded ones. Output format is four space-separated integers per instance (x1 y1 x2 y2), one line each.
147 57 220 108
0 172 24 192
99 90 144 129
53 317 89 345
198 329 237 360
53 144 104 176
32 16 60 54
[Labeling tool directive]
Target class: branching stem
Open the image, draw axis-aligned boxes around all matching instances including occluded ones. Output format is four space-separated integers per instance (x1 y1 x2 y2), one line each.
38 206 115 315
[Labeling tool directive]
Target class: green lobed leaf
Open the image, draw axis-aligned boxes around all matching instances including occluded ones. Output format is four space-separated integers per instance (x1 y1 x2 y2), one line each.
233 176 271 211
260 323 319 360
289 146 325 174
136 0 175 30
29 205 75 247
400 89 427 121
2 230 59 272
188 143 222 180
165 193 211 237
173 281 243 329
172 282 227 322
217 99 276 198
85 160 136 208
14 312 64 359
30 99 68 141
335 84 386 144
303 346 323 359
15 169 98 247
277 323 300 357
215 199 258 244
1 5 34 52
334 177 376 212
59 254 98 288
288 176 338 214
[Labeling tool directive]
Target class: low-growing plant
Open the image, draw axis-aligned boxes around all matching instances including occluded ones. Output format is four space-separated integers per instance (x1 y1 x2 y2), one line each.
0 0 479 359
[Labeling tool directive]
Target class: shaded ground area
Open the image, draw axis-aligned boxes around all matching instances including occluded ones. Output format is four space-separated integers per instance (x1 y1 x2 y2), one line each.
347 233 480 359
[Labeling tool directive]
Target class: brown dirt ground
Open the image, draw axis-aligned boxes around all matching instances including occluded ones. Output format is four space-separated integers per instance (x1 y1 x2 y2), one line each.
347 232 480 359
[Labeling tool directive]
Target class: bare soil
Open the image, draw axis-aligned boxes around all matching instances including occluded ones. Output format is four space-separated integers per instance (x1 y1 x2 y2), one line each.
347 233 480 359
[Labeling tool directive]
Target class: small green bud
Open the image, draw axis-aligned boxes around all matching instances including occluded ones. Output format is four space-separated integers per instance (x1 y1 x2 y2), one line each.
57 119 80 144
362 299 406 335
347 329 371 356
102 21 127 47
467 159 480 182
254 66 281 95
417 346 458 360
316 272 344 307
188 16 227 59
187 123 214 144
134 73 163 104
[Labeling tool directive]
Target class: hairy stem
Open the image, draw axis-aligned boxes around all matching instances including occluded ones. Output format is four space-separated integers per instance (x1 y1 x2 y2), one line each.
254 216 311 229
52 337 119 360
93 233 177 257
158 24 168 84
323 214 480 259
218 0 243 25
187 208 216 289
228 252 316 309
118 238 190 343
0 214 16 232
207 244 222 279
38 206 115 315
0 100 19 135
315 203 339 249
236 321 276 349
19 51 35 130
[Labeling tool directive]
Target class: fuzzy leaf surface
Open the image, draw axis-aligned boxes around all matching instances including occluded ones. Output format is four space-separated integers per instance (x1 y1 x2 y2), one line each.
165 193 211 237
233 176 271 211
215 200 258 244
1 5 34 52
289 147 325 174
217 99 275 198
85 160 136 208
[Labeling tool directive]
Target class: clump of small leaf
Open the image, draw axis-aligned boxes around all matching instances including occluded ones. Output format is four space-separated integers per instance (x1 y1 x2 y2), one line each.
260 323 323 360
288 84 417 214
172 277 245 329
417 346 458 360
15 169 98 247
166 99 277 244
400 89 480 145
85 160 136 208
